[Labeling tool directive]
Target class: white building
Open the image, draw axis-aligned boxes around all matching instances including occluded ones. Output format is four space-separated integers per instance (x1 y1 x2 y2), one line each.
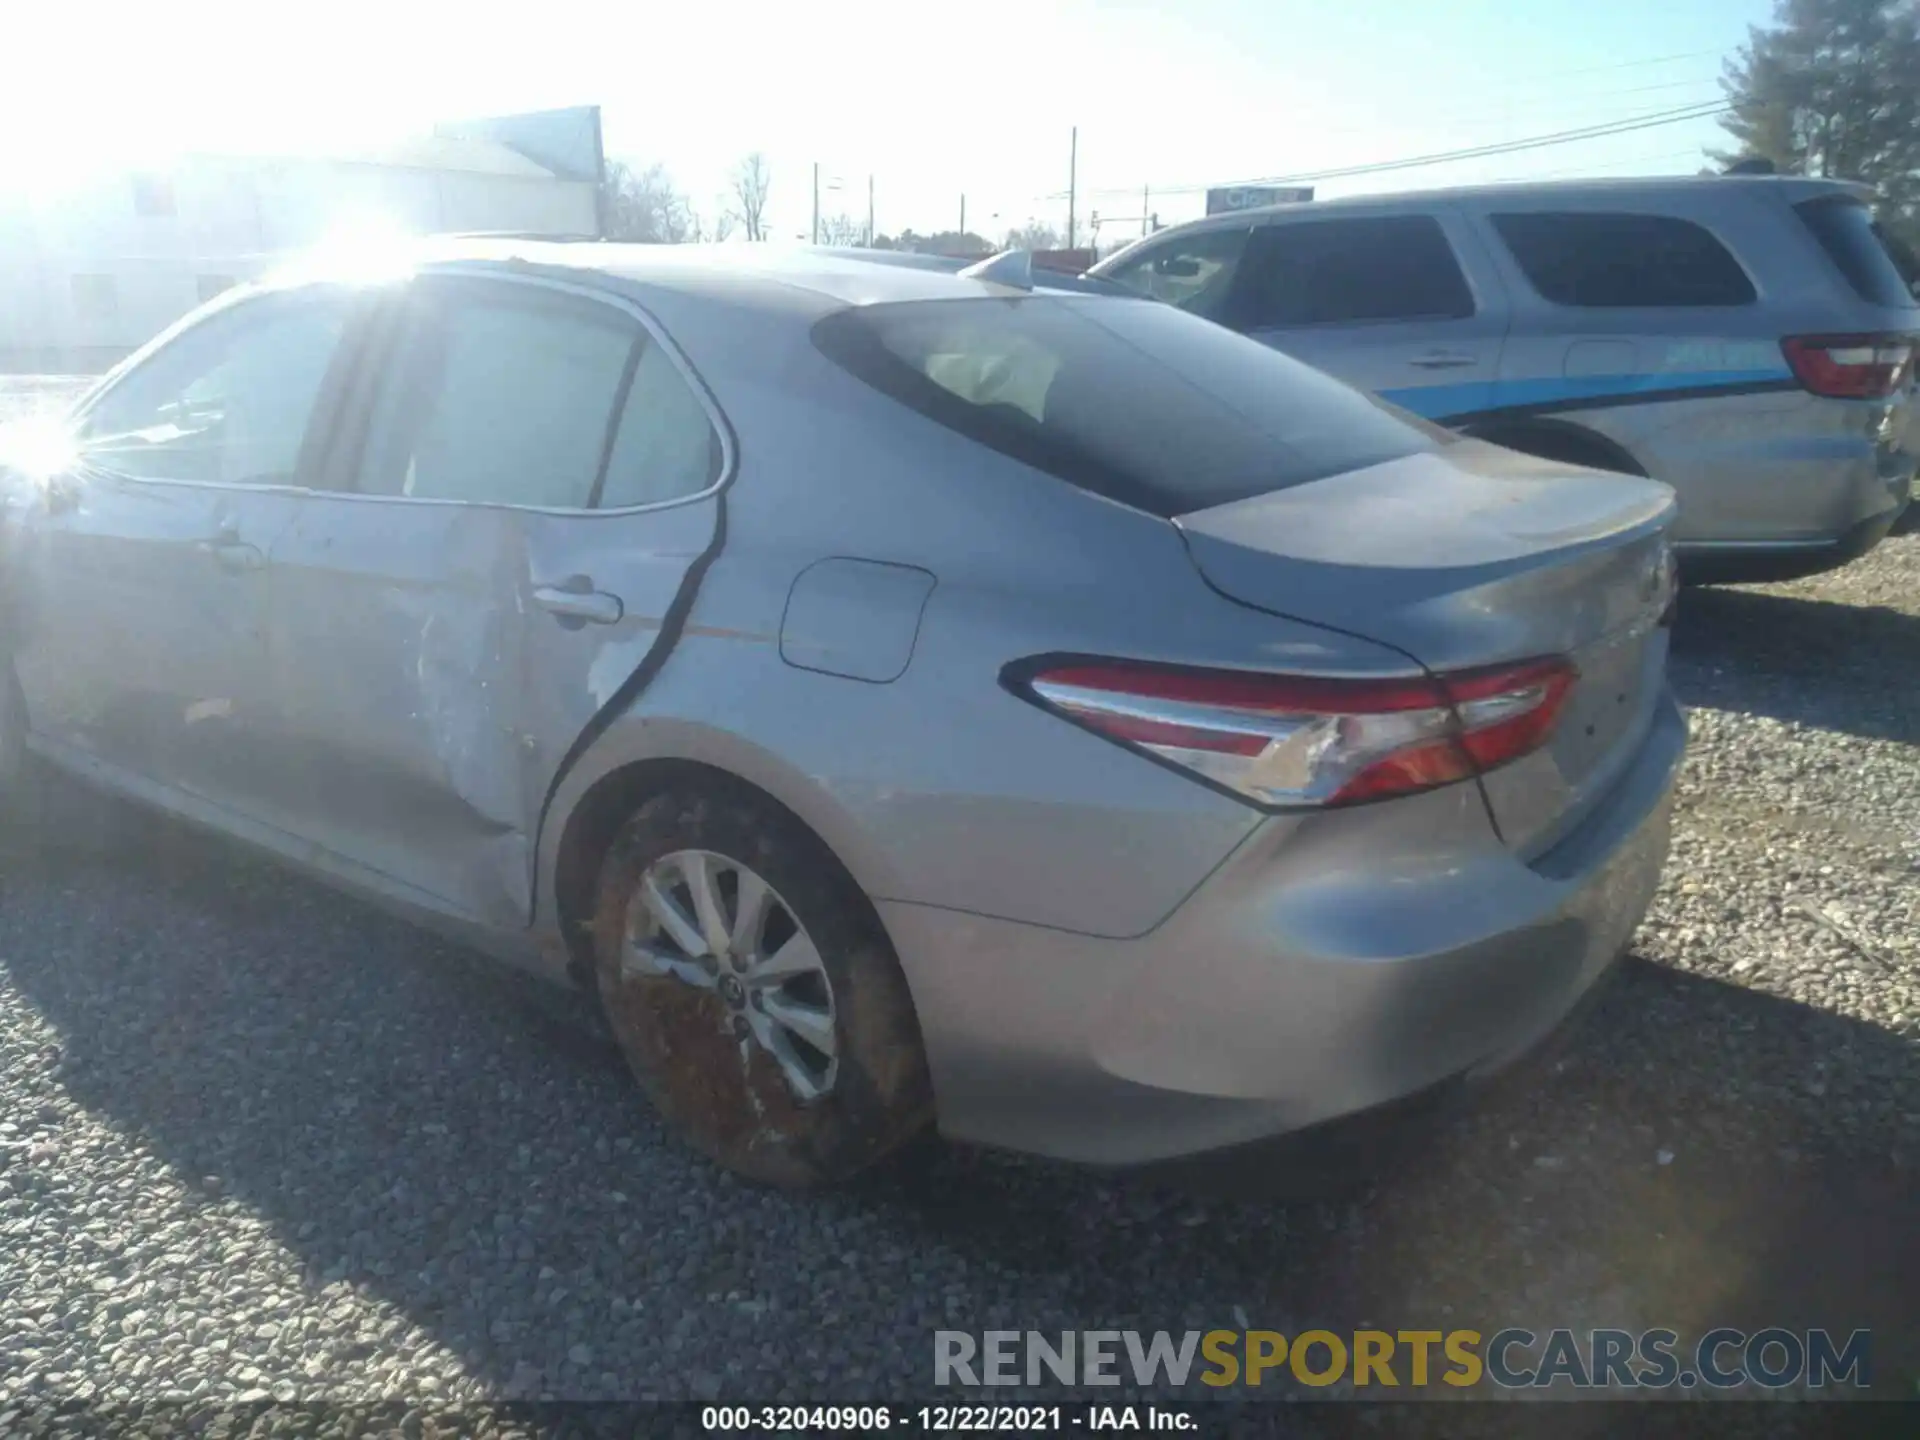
0 131 600 372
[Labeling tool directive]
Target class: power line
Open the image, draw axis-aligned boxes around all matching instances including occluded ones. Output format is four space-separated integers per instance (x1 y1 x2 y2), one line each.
934 50 1733 225
1526 46 1726 79
1429 75 1724 125
1061 99 1732 200
1502 146 1711 184
1269 102 1733 187
1255 74 1723 148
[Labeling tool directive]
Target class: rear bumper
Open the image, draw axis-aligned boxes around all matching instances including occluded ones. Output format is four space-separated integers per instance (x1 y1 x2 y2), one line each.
1139 957 1627 1194
1613 387 1912 561
883 690 1685 1166
1677 494 1907 584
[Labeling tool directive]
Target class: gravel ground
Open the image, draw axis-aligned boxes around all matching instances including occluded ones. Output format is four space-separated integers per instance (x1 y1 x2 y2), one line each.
0 375 1914 1417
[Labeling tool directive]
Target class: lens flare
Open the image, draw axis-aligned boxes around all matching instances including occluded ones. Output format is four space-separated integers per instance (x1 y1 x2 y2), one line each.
0 416 80 483
274 213 419 286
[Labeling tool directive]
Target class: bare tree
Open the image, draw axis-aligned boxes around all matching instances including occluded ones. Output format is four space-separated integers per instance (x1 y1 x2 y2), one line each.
1002 219 1064 251
912 229 991 257
601 160 697 243
816 212 865 246
729 152 773 241
680 205 735 244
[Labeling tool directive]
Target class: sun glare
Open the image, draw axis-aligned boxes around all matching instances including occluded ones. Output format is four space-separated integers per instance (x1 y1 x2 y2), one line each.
0 416 80 484
274 213 421 287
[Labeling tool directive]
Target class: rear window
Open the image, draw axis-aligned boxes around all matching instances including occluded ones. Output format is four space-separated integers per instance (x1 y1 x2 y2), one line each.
1795 198 1919 309
811 296 1445 517
1491 211 1757 308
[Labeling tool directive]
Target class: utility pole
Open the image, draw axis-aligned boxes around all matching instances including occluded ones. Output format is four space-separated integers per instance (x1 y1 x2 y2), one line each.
811 162 820 245
959 193 966 239
867 174 875 247
1066 126 1078 249
590 107 609 240
1143 182 1151 236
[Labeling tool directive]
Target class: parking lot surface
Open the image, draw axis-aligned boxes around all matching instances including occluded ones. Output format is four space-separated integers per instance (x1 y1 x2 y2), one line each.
0 375 1914 1410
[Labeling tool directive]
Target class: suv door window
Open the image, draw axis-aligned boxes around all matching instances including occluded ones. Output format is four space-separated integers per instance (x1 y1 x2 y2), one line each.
355 282 642 508
1490 211 1757 308
1100 226 1251 319
77 291 351 485
1232 216 1477 329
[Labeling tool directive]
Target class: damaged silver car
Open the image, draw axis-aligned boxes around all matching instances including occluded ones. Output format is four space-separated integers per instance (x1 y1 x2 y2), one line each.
0 241 1684 1186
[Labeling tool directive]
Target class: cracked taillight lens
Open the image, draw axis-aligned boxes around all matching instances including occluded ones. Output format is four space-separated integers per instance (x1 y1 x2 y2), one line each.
1011 656 1574 807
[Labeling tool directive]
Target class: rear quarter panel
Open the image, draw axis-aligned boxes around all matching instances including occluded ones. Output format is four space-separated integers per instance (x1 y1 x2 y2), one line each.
539 301 1454 941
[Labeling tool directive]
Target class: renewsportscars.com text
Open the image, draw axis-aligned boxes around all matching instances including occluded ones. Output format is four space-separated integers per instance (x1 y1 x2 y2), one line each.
934 1327 1871 1391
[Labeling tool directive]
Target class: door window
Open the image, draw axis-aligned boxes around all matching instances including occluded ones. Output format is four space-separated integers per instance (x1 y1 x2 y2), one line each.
355 286 638 508
77 290 351 485
1232 216 1477 328
354 280 723 510
1099 227 1251 319
1490 211 1758 308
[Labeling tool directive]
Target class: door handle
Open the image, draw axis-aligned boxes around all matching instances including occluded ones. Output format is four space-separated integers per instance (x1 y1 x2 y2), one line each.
533 583 623 626
1409 351 1479 370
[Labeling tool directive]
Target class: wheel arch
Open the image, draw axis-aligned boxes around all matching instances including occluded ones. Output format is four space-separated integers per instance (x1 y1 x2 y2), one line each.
541 722 908 990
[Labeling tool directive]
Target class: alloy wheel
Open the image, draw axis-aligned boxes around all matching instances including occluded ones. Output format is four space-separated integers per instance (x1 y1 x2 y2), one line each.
621 848 839 1102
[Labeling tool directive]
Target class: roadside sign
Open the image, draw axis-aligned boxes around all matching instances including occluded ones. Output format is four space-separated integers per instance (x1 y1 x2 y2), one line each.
1205 185 1314 215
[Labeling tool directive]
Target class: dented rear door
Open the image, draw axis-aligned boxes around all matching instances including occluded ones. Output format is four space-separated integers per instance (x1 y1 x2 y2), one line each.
259 272 724 928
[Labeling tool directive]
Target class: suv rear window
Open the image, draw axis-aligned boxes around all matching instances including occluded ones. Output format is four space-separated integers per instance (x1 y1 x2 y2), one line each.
812 296 1445 517
1795 198 1919 309
1491 211 1757 308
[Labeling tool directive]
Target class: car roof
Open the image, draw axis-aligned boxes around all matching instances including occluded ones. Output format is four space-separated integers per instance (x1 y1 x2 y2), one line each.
1126 174 1876 238
333 238 1102 312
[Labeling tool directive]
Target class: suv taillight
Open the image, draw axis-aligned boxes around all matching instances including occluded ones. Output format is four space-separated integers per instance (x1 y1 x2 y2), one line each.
1781 334 1916 400
1007 656 1575 808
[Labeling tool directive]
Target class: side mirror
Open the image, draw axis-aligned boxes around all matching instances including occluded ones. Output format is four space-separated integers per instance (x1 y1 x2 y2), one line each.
1155 256 1203 279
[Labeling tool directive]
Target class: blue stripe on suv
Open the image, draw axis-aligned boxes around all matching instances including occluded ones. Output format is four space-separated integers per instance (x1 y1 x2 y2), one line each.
1381 367 1798 423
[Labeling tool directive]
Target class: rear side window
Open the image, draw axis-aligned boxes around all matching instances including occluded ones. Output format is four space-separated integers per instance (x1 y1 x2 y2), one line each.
812 295 1447 518
1491 212 1757 308
1232 216 1477 328
598 343 724 508
1795 199 1919 309
354 280 722 509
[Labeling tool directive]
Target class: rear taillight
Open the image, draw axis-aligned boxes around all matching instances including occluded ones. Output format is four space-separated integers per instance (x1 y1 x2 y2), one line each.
1010 656 1575 808
1781 334 1915 400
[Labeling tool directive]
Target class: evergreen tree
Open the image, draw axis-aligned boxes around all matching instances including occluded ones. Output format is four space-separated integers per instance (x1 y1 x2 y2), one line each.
1718 0 1920 242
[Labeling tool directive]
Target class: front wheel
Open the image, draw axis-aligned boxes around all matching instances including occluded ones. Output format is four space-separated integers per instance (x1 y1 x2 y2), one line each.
591 784 933 1186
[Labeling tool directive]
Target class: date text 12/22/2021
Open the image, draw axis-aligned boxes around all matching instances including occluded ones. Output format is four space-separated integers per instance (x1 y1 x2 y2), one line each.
700 1405 1197 1432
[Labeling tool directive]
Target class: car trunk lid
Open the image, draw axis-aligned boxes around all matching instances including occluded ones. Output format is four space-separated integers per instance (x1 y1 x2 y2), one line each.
1175 439 1678 854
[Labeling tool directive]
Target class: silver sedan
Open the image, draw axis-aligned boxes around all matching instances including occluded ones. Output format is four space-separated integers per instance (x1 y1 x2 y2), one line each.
0 242 1685 1185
